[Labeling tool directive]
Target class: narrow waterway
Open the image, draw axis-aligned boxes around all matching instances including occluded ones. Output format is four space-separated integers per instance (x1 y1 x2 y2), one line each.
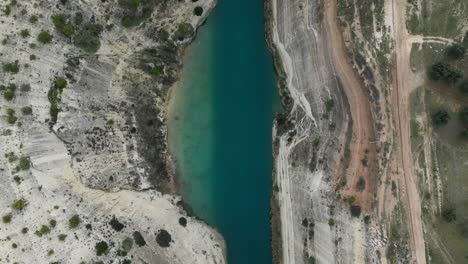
168 1 279 263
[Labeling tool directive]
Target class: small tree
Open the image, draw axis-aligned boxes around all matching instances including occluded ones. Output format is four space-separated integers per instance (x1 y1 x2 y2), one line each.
55 78 67 89
460 108 468 123
447 43 466 60
11 199 27 210
68 214 80 228
433 110 450 126
95 241 109 256
459 81 468 95
38 31 53 44
442 208 456 222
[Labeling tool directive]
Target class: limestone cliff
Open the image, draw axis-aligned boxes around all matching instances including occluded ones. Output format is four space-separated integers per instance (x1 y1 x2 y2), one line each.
0 0 225 263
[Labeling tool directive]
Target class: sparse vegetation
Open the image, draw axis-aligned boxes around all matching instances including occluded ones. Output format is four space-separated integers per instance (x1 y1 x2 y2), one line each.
20 29 30 38
11 199 27 210
95 241 109 256
52 14 75 38
459 81 468 95
447 43 466 60
133 231 146 247
325 99 335 112
441 207 456 222
356 177 366 192
173 23 194 41
38 31 53 44
428 62 463 84
2 213 12 223
6 108 17 124
55 78 67 90
194 6 203 16
21 106 33 115
433 109 450 126
2 61 20 74
29 15 38 24
16 157 31 171
20 84 31 92
156 229 172 247
68 214 80 228
73 23 102 53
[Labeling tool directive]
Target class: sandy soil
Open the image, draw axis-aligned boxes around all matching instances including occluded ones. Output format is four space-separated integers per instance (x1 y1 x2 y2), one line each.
390 0 426 262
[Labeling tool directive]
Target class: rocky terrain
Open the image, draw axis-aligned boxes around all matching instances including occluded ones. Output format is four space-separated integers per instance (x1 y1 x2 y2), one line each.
268 0 468 262
0 0 226 263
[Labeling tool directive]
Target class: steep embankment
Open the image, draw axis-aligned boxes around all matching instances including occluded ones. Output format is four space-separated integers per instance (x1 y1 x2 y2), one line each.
0 0 225 263
266 0 379 263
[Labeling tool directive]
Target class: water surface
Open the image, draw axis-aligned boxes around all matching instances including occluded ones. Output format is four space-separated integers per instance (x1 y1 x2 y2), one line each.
168 1 279 263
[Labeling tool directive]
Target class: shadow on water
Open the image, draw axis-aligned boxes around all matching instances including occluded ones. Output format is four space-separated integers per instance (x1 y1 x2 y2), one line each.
210 0 279 263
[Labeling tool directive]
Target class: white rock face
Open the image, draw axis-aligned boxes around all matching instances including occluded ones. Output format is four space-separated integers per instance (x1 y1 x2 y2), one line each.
0 0 225 263
267 0 380 263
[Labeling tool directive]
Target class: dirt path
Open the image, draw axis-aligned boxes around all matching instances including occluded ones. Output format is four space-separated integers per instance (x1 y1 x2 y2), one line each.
324 0 377 211
390 0 427 263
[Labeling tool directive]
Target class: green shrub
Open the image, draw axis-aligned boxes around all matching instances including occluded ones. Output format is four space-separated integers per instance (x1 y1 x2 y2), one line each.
2 61 20 74
442 208 456 222
95 241 109 256
73 23 102 53
5 152 17 162
16 157 31 171
55 78 67 89
433 110 450 126
52 14 75 38
121 16 140 27
21 106 33 115
119 0 141 10
173 23 194 41
6 108 17 124
447 43 466 60
74 13 83 25
68 214 80 228
35 225 51 237
13 176 22 184
429 62 463 84
49 219 57 228
4 91 15 101
325 99 335 112
193 6 203 16
58 234 67 241
459 81 468 95
121 237 133 252
4 5 11 16
133 231 146 247
50 103 59 123
350 205 361 217
29 15 38 24
11 199 27 210
38 31 53 44
20 84 31 92
328 218 335 226
47 249 54 256
2 213 12 223
20 29 30 38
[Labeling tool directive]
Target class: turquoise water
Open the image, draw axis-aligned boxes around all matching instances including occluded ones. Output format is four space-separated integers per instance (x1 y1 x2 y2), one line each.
168 1 279 263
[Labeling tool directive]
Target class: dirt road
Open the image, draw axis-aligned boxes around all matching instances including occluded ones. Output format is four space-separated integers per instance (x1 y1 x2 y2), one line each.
390 0 427 263
324 0 377 211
